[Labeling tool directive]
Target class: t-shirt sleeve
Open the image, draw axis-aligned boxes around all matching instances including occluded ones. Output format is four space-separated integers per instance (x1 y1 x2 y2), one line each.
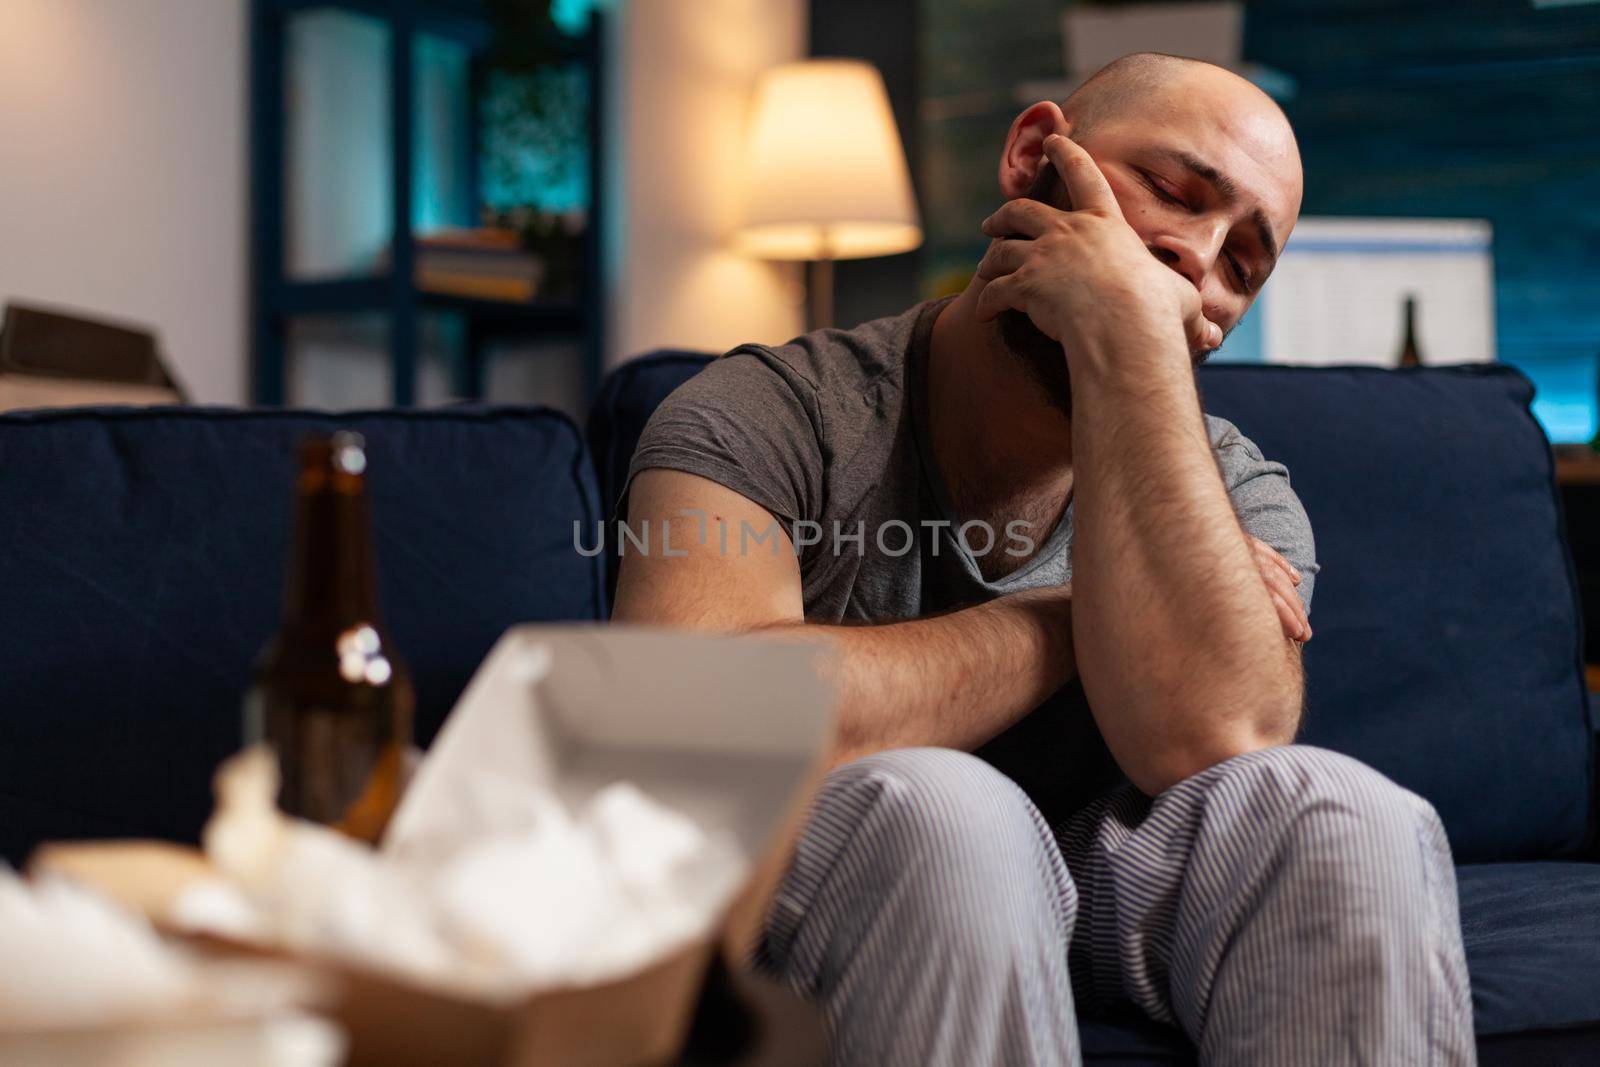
620 346 824 532
1210 419 1320 613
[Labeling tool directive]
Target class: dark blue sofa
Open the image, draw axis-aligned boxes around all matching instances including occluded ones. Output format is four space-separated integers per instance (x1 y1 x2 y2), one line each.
1 353 1596 1063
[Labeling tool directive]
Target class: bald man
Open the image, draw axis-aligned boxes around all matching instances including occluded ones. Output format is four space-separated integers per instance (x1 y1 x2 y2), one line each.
614 54 1475 1065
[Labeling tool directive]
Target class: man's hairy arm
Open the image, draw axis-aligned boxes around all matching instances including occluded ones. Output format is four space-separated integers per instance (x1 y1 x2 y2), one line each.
1068 352 1304 792
612 468 1077 763
976 131 1303 794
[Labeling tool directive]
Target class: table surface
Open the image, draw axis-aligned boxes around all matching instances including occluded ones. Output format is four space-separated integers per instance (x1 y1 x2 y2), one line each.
1553 447 1600 485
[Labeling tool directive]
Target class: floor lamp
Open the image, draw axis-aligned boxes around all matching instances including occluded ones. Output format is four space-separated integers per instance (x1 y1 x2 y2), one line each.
734 59 923 332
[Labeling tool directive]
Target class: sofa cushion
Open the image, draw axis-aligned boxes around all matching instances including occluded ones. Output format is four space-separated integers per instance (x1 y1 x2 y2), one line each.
0 405 604 863
1458 861 1600 1036
1198 365 1592 861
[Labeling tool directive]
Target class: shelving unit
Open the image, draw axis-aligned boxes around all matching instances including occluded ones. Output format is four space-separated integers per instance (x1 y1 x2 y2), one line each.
249 0 605 407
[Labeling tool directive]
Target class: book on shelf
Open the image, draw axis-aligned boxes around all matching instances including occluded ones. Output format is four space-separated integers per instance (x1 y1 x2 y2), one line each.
380 228 546 305
415 227 524 252
415 269 537 303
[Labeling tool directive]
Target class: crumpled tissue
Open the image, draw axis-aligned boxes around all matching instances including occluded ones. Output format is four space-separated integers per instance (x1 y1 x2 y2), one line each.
0 869 196 1029
170 643 750 1002
0 866 339 1066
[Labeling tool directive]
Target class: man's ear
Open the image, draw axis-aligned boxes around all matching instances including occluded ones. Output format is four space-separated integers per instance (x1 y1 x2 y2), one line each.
998 100 1069 200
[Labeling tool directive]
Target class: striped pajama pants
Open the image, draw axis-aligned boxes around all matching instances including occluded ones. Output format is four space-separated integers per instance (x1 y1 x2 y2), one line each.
753 745 1475 1066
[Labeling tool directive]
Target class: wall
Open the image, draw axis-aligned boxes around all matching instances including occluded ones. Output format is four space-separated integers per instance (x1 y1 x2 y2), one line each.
0 0 806 399
0 0 247 403
810 0 924 331
918 0 1064 302
604 0 808 366
1247 0 1600 441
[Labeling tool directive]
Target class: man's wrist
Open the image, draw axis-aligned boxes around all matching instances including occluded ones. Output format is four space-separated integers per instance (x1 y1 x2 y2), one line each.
994 586 1075 685
1063 300 1191 386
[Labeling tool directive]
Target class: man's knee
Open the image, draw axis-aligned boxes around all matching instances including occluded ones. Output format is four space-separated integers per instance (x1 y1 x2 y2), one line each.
813 747 1078 937
827 748 1057 867
1202 745 1450 879
774 749 1081 1064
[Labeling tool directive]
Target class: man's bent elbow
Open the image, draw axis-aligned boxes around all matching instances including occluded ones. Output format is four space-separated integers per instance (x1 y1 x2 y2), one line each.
1134 731 1273 796
1133 688 1302 796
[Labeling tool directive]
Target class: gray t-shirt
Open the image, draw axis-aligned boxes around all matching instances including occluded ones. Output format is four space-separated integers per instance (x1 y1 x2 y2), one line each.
625 295 1318 817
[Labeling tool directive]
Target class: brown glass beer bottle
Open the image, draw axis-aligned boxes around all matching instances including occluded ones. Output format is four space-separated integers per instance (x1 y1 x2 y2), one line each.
244 431 414 843
1397 294 1423 368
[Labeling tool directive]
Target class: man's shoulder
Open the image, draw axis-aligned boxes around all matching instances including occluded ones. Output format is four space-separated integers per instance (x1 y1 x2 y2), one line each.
1203 412 1318 600
1204 413 1281 480
627 300 938 528
711 299 933 401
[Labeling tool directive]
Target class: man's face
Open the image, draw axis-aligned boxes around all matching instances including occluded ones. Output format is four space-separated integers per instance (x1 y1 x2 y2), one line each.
996 76 1303 417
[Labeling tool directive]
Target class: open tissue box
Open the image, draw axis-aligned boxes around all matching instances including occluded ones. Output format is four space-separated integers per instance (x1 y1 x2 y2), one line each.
39 625 834 1067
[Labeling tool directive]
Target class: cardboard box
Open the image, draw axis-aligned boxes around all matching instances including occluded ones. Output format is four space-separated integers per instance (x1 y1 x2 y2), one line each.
33 625 835 1067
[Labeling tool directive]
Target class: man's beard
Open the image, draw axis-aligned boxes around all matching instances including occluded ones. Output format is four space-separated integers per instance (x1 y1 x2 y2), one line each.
998 307 1075 418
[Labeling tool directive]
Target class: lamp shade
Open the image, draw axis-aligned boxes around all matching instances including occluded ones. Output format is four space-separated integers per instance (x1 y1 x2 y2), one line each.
734 59 922 261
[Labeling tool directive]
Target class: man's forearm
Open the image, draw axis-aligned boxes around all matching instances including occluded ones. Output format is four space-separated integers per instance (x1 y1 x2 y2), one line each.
764 587 1076 764
1068 325 1301 794
613 469 1077 766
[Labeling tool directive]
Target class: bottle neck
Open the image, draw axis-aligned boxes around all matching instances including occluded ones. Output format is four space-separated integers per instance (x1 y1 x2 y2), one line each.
283 462 381 628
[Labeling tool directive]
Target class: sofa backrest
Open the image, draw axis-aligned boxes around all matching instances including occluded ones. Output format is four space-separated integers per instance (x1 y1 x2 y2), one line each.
590 352 1595 863
0 406 604 863
1202 365 1592 861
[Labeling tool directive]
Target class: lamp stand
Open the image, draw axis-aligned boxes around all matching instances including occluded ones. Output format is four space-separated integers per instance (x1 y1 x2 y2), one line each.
807 224 837 332
807 255 835 333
